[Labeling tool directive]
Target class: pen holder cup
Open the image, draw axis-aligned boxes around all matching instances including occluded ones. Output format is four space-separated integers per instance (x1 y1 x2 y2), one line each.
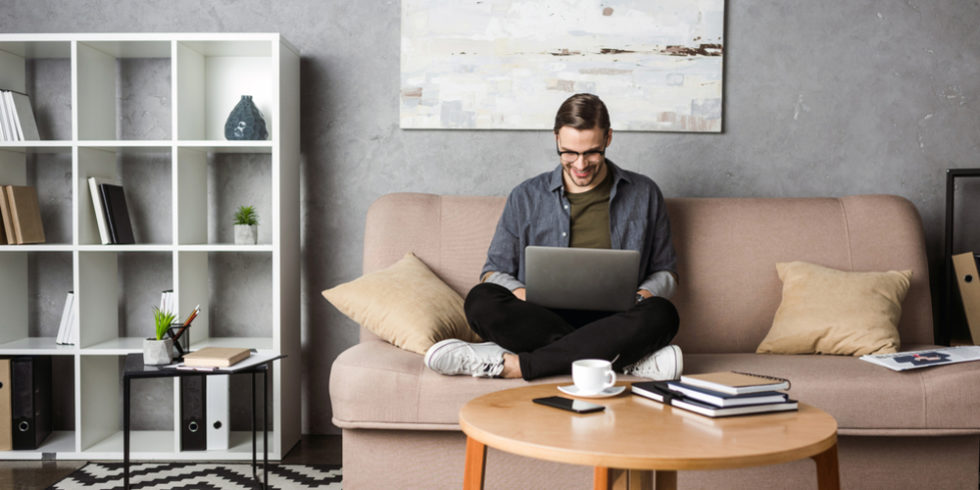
167 323 190 357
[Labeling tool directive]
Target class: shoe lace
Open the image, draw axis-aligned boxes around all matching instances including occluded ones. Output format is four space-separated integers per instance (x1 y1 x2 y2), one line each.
462 346 503 377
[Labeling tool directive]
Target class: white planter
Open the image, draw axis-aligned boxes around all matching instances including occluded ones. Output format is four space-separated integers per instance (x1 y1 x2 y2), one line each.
143 337 174 365
234 224 258 245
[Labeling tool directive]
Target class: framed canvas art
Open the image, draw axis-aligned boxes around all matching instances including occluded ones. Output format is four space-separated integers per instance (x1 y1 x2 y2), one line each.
401 0 724 131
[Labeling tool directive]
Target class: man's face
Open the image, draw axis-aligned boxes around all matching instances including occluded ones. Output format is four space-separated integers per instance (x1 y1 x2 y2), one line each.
556 126 612 193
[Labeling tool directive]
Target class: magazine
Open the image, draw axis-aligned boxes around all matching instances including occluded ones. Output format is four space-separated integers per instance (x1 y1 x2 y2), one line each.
859 346 980 371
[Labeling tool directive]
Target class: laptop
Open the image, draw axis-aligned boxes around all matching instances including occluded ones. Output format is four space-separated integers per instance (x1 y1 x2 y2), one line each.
524 246 640 312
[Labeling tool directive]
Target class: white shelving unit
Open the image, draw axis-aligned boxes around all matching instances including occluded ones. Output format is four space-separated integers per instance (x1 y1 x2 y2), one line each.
0 33 300 461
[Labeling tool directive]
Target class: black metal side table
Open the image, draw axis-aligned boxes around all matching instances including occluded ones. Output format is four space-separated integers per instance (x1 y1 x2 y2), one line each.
121 353 278 489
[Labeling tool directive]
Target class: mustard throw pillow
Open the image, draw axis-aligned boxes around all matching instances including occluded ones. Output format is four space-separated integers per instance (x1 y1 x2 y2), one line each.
756 261 912 356
321 252 481 354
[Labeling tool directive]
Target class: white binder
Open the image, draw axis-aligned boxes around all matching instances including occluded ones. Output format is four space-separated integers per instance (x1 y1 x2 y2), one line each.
206 374 230 450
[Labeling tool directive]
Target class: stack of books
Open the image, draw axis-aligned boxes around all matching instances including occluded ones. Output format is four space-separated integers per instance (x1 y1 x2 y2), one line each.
632 371 797 418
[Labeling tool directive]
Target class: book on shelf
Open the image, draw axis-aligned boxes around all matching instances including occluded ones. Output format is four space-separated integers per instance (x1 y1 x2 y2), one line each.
632 381 798 418
0 90 39 141
67 296 78 345
4 185 45 244
97 183 135 244
0 187 15 244
679 371 790 395
55 291 74 345
0 359 11 451
860 345 980 371
952 252 980 345
182 347 252 368
0 190 6 245
0 92 13 141
159 289 175 316
87 177 117 245
665 381 789 407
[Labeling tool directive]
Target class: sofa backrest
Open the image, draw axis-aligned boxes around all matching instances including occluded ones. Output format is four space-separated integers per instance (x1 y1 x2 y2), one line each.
362 192 934 353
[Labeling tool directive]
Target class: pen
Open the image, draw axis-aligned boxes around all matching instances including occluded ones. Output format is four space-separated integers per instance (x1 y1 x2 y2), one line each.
172 305 200 342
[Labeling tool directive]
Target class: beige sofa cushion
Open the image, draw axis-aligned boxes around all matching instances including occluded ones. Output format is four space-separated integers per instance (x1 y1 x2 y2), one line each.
322 252 481 355
756 261 912 356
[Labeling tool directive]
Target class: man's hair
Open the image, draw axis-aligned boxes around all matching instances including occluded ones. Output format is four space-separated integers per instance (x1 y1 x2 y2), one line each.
553 93 611 134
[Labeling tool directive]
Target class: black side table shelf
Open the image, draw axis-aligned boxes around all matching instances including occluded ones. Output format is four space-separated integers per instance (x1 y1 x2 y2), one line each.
943 168 980 345
122 353 280 489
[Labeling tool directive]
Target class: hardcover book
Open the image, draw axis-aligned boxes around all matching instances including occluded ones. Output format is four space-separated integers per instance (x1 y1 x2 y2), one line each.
183 347 252 368
87 177 117 245
679 371 790 395
4 185 45 244
98 183 135 244
0 188 13 243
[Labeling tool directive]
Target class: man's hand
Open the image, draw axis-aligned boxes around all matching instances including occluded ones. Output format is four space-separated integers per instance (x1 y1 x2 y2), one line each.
513 288 527 301
636 289 653 300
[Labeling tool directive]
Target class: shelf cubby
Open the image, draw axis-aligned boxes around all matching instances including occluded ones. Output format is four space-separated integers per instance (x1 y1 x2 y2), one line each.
77 146 173 246
0 40 72 143
176 40 274 142
76 40 171 141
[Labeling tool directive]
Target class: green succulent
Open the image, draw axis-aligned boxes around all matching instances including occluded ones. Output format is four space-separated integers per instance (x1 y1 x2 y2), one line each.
153 306 176 341
234 205 258 226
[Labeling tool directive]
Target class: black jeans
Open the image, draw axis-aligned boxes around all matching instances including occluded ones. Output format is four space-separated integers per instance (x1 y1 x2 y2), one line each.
464 283 680 380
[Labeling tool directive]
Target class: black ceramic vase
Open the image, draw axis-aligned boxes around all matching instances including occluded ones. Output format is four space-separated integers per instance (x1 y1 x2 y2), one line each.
224 95 268 140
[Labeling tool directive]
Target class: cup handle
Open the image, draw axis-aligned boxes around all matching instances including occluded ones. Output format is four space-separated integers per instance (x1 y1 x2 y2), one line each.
605 370 617 389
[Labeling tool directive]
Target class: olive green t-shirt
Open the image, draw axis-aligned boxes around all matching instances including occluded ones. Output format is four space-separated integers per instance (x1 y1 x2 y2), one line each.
566 171 612 249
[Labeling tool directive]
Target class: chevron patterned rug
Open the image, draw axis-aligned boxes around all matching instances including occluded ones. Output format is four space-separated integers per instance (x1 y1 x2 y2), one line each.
48 462 342 489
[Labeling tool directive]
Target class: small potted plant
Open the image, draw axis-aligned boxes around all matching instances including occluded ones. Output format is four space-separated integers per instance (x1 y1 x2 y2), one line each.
234 205 258 245
143 306 176 365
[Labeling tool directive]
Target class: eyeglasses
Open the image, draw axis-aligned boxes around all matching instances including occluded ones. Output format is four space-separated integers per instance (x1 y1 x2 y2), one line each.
556 143 605 164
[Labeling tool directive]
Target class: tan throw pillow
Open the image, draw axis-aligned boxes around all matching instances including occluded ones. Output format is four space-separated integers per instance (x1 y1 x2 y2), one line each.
756 261 912 356
322 252 481 354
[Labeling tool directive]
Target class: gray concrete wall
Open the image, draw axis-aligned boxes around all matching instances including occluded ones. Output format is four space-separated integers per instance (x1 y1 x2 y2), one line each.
3 0 979 434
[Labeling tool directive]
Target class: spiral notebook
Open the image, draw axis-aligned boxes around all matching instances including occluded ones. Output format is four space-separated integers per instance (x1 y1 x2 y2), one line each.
679 371 790 395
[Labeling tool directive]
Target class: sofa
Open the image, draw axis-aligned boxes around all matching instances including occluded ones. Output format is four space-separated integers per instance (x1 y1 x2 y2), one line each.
329 192 980 489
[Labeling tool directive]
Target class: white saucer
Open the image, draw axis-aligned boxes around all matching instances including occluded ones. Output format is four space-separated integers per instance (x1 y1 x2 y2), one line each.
557 384 625 398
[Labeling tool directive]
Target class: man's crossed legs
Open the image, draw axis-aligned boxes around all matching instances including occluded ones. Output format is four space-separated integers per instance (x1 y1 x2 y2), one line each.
425 283 682 380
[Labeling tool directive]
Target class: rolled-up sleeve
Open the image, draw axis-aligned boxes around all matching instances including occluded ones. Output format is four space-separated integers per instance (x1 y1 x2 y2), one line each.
481 191 525 289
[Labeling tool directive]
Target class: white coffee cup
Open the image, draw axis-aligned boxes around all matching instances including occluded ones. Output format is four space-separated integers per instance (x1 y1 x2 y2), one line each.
572 359 616 395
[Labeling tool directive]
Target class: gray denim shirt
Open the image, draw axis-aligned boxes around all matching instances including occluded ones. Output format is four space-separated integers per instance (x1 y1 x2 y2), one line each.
481 160 677 293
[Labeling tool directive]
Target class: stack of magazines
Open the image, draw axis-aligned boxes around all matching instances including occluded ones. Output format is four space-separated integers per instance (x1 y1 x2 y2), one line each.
632 371 797 418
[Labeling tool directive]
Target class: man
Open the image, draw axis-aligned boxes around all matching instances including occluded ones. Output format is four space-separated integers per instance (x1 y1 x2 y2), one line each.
424 93 681 381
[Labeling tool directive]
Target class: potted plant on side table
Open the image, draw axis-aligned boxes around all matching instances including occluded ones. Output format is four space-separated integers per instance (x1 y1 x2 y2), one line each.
234 205 258 245
143 306 176 365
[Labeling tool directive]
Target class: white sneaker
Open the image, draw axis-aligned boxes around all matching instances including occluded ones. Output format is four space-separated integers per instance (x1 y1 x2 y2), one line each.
424 339 512 377
622 345 683 380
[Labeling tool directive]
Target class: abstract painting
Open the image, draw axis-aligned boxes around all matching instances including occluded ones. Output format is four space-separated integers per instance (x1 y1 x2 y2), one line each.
400 0 724 131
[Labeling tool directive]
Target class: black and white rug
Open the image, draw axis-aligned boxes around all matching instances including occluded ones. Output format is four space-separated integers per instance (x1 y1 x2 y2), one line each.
48 462 342 489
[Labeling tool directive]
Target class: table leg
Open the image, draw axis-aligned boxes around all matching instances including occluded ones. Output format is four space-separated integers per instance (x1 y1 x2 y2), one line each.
123 376 130 490
654 470 676 490
594 467 611 489
594 468 654 490
252 371 257 483
463 437 487 490
812 443 840 490
263 368 269 489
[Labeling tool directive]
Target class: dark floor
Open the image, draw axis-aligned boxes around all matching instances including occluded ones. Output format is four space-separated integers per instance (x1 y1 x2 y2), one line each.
0 434 342 489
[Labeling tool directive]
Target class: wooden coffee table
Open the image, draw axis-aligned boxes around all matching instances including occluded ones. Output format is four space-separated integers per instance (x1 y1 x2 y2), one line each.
459 383 839 490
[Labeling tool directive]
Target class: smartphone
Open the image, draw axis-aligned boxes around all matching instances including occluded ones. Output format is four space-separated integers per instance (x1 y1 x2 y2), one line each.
532 396 605 414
